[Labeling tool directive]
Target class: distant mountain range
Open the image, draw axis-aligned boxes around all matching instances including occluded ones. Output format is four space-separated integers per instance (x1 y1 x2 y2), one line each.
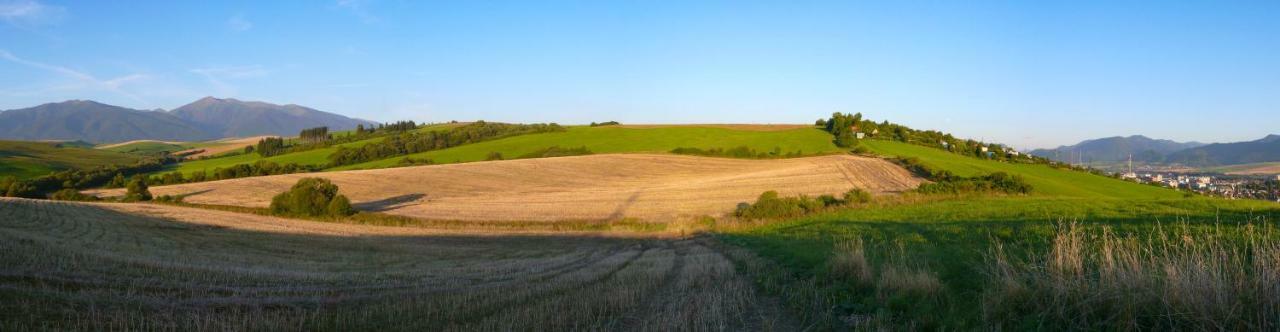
0 97 376 143
1030 135 1204 164
1033 134 1280 167
1164 135 1280 167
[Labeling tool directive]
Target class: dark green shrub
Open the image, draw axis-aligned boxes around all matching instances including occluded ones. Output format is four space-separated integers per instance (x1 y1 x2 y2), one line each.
123 178 152 202
326 194 355 216
269 177 356 217
834 132 858 148
517 146 592 159
916 172 1032 195
735 191 825 220
51 189 98 201
843 188 873 204
486 152 504 160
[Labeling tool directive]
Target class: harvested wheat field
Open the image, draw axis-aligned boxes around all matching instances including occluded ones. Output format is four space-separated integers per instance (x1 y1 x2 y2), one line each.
0 198 794 330
89 154 922 221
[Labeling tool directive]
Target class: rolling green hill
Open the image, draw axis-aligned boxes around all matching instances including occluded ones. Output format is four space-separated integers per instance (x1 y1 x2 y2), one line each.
0 141 142 179
332 125 841 170
862 140 1180 199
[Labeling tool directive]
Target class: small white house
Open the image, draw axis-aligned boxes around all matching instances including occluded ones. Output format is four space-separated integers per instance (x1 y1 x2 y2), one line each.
856 132 865 139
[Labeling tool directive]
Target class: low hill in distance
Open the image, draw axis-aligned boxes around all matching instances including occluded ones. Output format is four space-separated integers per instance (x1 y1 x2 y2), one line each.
0 98 376 143
0 140 141 179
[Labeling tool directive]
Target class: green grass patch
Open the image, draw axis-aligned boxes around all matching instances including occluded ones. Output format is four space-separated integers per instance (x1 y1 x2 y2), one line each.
718 196 1280 329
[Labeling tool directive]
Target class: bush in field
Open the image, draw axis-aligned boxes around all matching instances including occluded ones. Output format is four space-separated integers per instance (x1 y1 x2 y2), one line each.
735 191 824 219
843 188 873 204
916 172 1032 195
486 151 504 161
123 178 152 202
50 189 99 202
269 178 355 217
737 188 876 220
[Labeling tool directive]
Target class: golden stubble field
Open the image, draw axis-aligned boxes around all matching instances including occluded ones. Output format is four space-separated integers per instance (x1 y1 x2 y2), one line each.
88 153 923 222
0 198 795 330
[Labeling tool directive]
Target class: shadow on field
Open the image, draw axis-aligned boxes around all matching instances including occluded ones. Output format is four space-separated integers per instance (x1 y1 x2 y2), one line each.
355 193 426 212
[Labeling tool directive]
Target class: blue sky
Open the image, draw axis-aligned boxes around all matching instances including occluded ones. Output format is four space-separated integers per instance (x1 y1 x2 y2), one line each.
1 0 1277 149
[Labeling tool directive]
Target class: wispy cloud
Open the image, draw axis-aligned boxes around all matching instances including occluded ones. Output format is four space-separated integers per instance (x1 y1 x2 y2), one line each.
190 65 269 96
0 0 66 28
226 14 252 32
0 49 150 104
335 0 379 24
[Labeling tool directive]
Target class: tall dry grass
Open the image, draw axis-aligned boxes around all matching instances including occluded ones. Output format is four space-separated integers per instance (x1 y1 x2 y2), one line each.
982 222 1280 330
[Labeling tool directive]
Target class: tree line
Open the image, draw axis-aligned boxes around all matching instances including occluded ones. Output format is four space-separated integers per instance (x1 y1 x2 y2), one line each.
1 156 177 199
299 126 330 143
327 121 566 167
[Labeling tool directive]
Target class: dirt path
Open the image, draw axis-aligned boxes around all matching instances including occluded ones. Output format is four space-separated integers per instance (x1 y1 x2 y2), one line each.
0 198 797 330
88 153 922 222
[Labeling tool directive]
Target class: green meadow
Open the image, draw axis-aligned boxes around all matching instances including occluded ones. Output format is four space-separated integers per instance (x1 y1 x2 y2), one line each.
0 141 141 180
332 125 841 170
717 139 1280 329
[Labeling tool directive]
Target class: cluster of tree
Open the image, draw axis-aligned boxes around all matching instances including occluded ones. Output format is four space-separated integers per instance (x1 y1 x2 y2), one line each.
269 177 355 217
255 137 287 157
589 121 621 127
327 121 566 167
380 121 419 132
1 157 176 199
670 146 807 159
299 126 330 143
822 113 1049 165
734 189 874 220
516 146 592 159
823 112 864 147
